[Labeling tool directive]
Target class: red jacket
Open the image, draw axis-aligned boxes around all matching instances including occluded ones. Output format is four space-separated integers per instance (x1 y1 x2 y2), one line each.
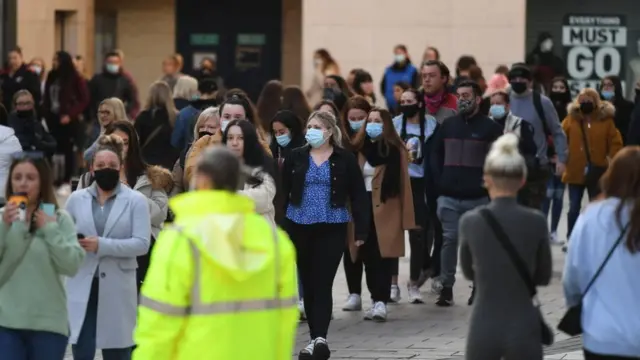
43 73 89 120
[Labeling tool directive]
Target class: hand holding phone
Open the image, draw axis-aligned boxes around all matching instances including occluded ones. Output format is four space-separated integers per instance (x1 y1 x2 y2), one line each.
40 203 56 217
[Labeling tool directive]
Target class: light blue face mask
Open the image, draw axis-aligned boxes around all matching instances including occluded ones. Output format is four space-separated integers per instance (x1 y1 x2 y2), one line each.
349 120 365 131
489 104 507 119
305 128 326 148
105 64 120 74
221 120 231 132
276 133 291 147
366 123 383 139
601 90 615 100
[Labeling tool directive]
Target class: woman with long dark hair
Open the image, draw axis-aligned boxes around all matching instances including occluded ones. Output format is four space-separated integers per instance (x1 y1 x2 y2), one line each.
219 94 271 155
351 107 416 321
353 70 376 105
282 86 312 128
222 119 277 226
257 80 284 134
77 121 172 290
391 88 438 304
42 50 89 189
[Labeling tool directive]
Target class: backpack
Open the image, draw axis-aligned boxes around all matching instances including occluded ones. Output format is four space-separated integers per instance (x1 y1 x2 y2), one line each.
532 91 555 158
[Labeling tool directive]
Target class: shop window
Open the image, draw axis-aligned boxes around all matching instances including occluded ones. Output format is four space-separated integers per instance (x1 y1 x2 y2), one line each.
94 12 117 65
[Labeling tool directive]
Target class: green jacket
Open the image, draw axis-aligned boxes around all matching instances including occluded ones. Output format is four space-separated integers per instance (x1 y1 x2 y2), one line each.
0 210 85 336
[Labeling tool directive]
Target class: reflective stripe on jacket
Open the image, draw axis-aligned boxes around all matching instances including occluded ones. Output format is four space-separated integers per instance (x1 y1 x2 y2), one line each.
133 190 298 360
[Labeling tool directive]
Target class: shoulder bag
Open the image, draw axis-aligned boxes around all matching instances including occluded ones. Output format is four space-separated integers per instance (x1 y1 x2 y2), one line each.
578 120 607 198
558 222 629 336
479 208 554 345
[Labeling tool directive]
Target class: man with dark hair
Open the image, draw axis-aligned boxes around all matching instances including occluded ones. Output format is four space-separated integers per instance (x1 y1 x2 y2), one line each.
420 60 457 123
430 80 503 306
88 51 140 122
508 63 567 211
1 46 41 111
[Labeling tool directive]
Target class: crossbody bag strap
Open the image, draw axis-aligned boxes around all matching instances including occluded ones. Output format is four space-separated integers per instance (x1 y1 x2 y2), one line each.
142 125 164 149
578 120 593 165
581 223 629 298
479 209 537 297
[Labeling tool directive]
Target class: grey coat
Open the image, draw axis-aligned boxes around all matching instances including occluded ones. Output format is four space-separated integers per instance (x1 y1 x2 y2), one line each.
459 197 552 360
64 184 151 349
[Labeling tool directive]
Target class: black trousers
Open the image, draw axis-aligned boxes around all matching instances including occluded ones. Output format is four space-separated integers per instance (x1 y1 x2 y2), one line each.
407 177 427 282
286 220 346 339
46 114 81 183
136 237 156 293
584 350 640 360
342 195 393 302
423 195 443 277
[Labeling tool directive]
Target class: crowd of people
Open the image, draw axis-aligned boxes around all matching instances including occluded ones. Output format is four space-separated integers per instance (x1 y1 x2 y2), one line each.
0 41 638 360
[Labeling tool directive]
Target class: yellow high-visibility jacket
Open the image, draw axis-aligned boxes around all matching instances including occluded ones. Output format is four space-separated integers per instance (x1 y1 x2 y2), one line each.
133 190 298 360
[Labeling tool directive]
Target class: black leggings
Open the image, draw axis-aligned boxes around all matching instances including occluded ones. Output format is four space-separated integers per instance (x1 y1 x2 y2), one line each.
343 195 392 302
46 115 80 183
406 177 427 282
286 220 346 339
584 350 640 360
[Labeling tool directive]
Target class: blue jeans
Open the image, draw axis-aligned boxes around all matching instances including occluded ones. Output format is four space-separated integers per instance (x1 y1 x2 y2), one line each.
0 326 67 360
567 184 588 238
542 175 565 232
72 278 131 360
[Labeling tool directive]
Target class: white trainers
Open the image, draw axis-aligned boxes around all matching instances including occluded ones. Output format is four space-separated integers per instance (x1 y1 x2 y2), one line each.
313 337 330 360
372 301 387 322
389 285 401 303
298 300 306 321
428 277 443 295
407 285 424 304
550 231 563 245
298 340 314 359
342 293 362 311
363 307 373 320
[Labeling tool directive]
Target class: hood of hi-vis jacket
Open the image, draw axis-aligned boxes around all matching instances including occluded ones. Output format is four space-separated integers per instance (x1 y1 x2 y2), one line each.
169 190 273 281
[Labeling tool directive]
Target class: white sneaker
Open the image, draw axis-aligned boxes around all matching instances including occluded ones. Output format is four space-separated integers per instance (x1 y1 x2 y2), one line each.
372 301 387 322
389 285 401 303
428 277 443 295
342 293 362 311
550 231 563 245
313 337 330 360
298 340 314 359
363 307 373 320
298 300 306 321
407 285 424 304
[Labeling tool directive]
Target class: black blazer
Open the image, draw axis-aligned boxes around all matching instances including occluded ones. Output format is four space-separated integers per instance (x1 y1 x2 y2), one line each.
281 145 369 241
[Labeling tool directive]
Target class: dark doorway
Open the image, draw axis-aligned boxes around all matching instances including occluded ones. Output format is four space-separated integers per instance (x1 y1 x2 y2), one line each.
176 0 282 102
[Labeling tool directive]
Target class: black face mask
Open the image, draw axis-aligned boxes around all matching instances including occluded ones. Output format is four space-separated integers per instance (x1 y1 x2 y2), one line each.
549 92 567 103
510 82 528 94
93 168 120 191
579 102 594 114
16 110 32 118
400 104 419 118
198 131 213 138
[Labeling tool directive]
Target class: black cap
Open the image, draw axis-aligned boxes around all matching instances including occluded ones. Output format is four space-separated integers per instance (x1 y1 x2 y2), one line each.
508 63 532 81
198 78 218 95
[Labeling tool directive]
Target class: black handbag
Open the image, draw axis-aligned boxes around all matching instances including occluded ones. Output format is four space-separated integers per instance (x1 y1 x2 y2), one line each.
557 223 629 336
578 120 607 198
479 209 554 345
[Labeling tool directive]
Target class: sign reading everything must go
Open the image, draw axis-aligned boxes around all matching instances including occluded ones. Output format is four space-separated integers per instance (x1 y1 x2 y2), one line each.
562 14 627 96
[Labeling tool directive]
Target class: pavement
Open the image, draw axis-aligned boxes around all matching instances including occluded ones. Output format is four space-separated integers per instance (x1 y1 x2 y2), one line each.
60 193 585 360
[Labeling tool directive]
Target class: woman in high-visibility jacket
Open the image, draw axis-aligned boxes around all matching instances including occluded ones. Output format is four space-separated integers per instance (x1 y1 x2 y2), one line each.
133 146 298 360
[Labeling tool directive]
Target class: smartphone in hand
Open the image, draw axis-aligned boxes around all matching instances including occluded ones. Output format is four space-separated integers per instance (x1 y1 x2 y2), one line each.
40 203 56 217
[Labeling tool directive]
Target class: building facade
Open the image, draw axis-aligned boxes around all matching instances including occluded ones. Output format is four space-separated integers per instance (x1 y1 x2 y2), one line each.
13 0 635 102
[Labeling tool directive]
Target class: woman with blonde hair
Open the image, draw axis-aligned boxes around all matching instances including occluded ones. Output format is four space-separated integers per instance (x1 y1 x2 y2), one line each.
172 75 198 111
459 133 552 360
160 53 183 92
561 87 623 239
282 110 368 359
134 81 180 169
172 107 221 195
83 97 128 163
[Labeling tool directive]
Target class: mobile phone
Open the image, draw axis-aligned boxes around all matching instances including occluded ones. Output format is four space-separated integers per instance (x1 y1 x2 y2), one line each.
77 233 85 240
40 203 56 217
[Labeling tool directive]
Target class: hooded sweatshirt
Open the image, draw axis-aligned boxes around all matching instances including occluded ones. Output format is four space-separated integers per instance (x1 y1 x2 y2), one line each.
0 125 23 198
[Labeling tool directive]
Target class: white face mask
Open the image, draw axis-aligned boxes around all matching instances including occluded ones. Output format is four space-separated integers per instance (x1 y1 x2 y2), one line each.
540 39 553 53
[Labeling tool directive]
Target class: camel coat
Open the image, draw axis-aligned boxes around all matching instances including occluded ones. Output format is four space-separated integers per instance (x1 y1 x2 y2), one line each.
346 149 417 261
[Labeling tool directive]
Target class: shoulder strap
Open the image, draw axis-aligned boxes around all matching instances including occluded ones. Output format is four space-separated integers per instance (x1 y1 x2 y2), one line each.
533 91 551 136
578 121 593 165
142 125 164 149
581 222 629 297
479 208 537 297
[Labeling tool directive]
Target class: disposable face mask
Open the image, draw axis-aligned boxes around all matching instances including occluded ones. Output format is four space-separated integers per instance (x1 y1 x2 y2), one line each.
305 128 326 148
366 123 383 139
489 104 507 119
31 66 42 76
540 39 553 52
276 133 291 147
394 54 406 63
349 120 365 131
601 90 615 100
105 64 120 74
221 120 231 132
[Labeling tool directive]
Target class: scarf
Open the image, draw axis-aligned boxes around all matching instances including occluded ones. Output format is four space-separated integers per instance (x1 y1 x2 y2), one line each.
424 90 446 115
362 139 401 203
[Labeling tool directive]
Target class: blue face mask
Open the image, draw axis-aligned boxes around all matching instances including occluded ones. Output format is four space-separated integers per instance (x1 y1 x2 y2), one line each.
349 120 365 131
276 133 291 147
601 90 615 100
366 123 383 139
105 64 120 74
305 128 326 148
489 104 507 119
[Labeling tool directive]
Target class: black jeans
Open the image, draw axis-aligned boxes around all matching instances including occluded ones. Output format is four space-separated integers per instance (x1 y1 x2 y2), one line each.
343 248 363 294
361 194 393 303
286 220 346 339
407 177 427 282
584 349 640 360
136 237 156 293
423 195 443 277
46 114 81 183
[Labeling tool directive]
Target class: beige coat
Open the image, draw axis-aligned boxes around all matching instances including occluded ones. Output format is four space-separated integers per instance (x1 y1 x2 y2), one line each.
346 150 417 261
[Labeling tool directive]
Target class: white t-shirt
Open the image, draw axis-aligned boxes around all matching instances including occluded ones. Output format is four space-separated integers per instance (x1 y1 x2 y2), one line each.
363 162 375 192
